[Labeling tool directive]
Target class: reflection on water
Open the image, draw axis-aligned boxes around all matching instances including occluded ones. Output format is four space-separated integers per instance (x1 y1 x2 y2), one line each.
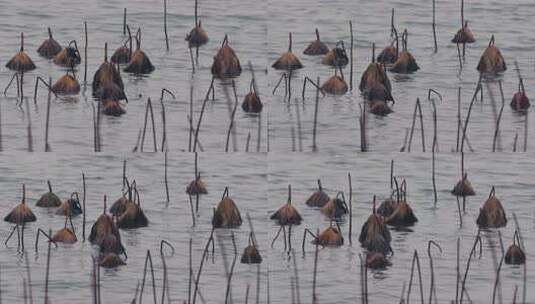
0 0 534 302
267 0 535 153
267 152 534 302
0 0 267 152
0 152 532 302
0 0 533 152
0 152 268 303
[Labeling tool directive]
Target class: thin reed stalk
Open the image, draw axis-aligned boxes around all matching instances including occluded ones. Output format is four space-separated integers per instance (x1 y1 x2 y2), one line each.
312 228 319 303
225 80 238 152
348 173 353 245
123 9 127 35
460 233 482 304
189 47 196 73
96 101 101 151
349 21 354 90
359 103 367 151
461 77 482 152
257 113 262 152
25 98 33 152
164 152 170 204
192 229 215 304
188 194 196 227
312 77 320 151
291 250 300 304
82 173 86 241
408 98 425 152
524 111 528 152
428 91 439 203
44 229 52 304
163 0 169 51
44 77 52 151
301 76 323 101
491 256 504 304
92 103 97 151
492 81 505 152
432 0 437 53
245 284 250 304
456 88 461 151
188 238 193 304
139 250 158 304
193 78 215 152
24 252 33 304
406 250 424 304
188 85 194 151
33 76 57 104
160 99 168 152
245 133 251 152
256 264 260 304
84 22 88 84
224 232 238 304
428 241 442 304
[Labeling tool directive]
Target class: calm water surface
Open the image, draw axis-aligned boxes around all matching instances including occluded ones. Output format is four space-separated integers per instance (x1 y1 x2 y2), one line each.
267 0 535 153
1 0 534 152
0 0 534 303
0 0 267 152
0 152 532 303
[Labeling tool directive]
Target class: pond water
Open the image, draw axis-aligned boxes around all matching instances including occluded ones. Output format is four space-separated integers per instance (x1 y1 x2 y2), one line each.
1 0 534 153
267 0 535 153
0 152 532 303
0 0 267 152
0 0 533 303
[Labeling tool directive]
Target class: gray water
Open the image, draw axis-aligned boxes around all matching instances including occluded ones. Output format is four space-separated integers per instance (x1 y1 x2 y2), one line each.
267 0 535 153
0 0 267 152
1 0 535 152
0 152 533 303
0 0 534 303
0 152 269 303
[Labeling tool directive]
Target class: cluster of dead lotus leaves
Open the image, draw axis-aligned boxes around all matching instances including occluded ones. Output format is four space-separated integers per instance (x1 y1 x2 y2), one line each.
358 179 417 270
6 27 155 117
451 176 525 265
88 179 150 268
207 34 263 114
93 28 154 116
269 24 527 114
202 175 525 270
209 187 262 264
3 183 82 244
183 17 263 114
272 31 350 96
187 21 522 113
1 180 149 268
6 21 523 121
185 175 261 264
2 171 525 268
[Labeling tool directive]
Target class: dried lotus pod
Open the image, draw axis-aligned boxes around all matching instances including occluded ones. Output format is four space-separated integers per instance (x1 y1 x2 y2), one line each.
272 33 303 71
303 29 329 56
6 33 36 72
36 180 62 208
211 35 242 78
4 184 36 224
212 187 242 228
124 28 155 74
37 27 62 59
476 186 507 228
504 231 526 265
476 35 506 74
270 185 302 226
